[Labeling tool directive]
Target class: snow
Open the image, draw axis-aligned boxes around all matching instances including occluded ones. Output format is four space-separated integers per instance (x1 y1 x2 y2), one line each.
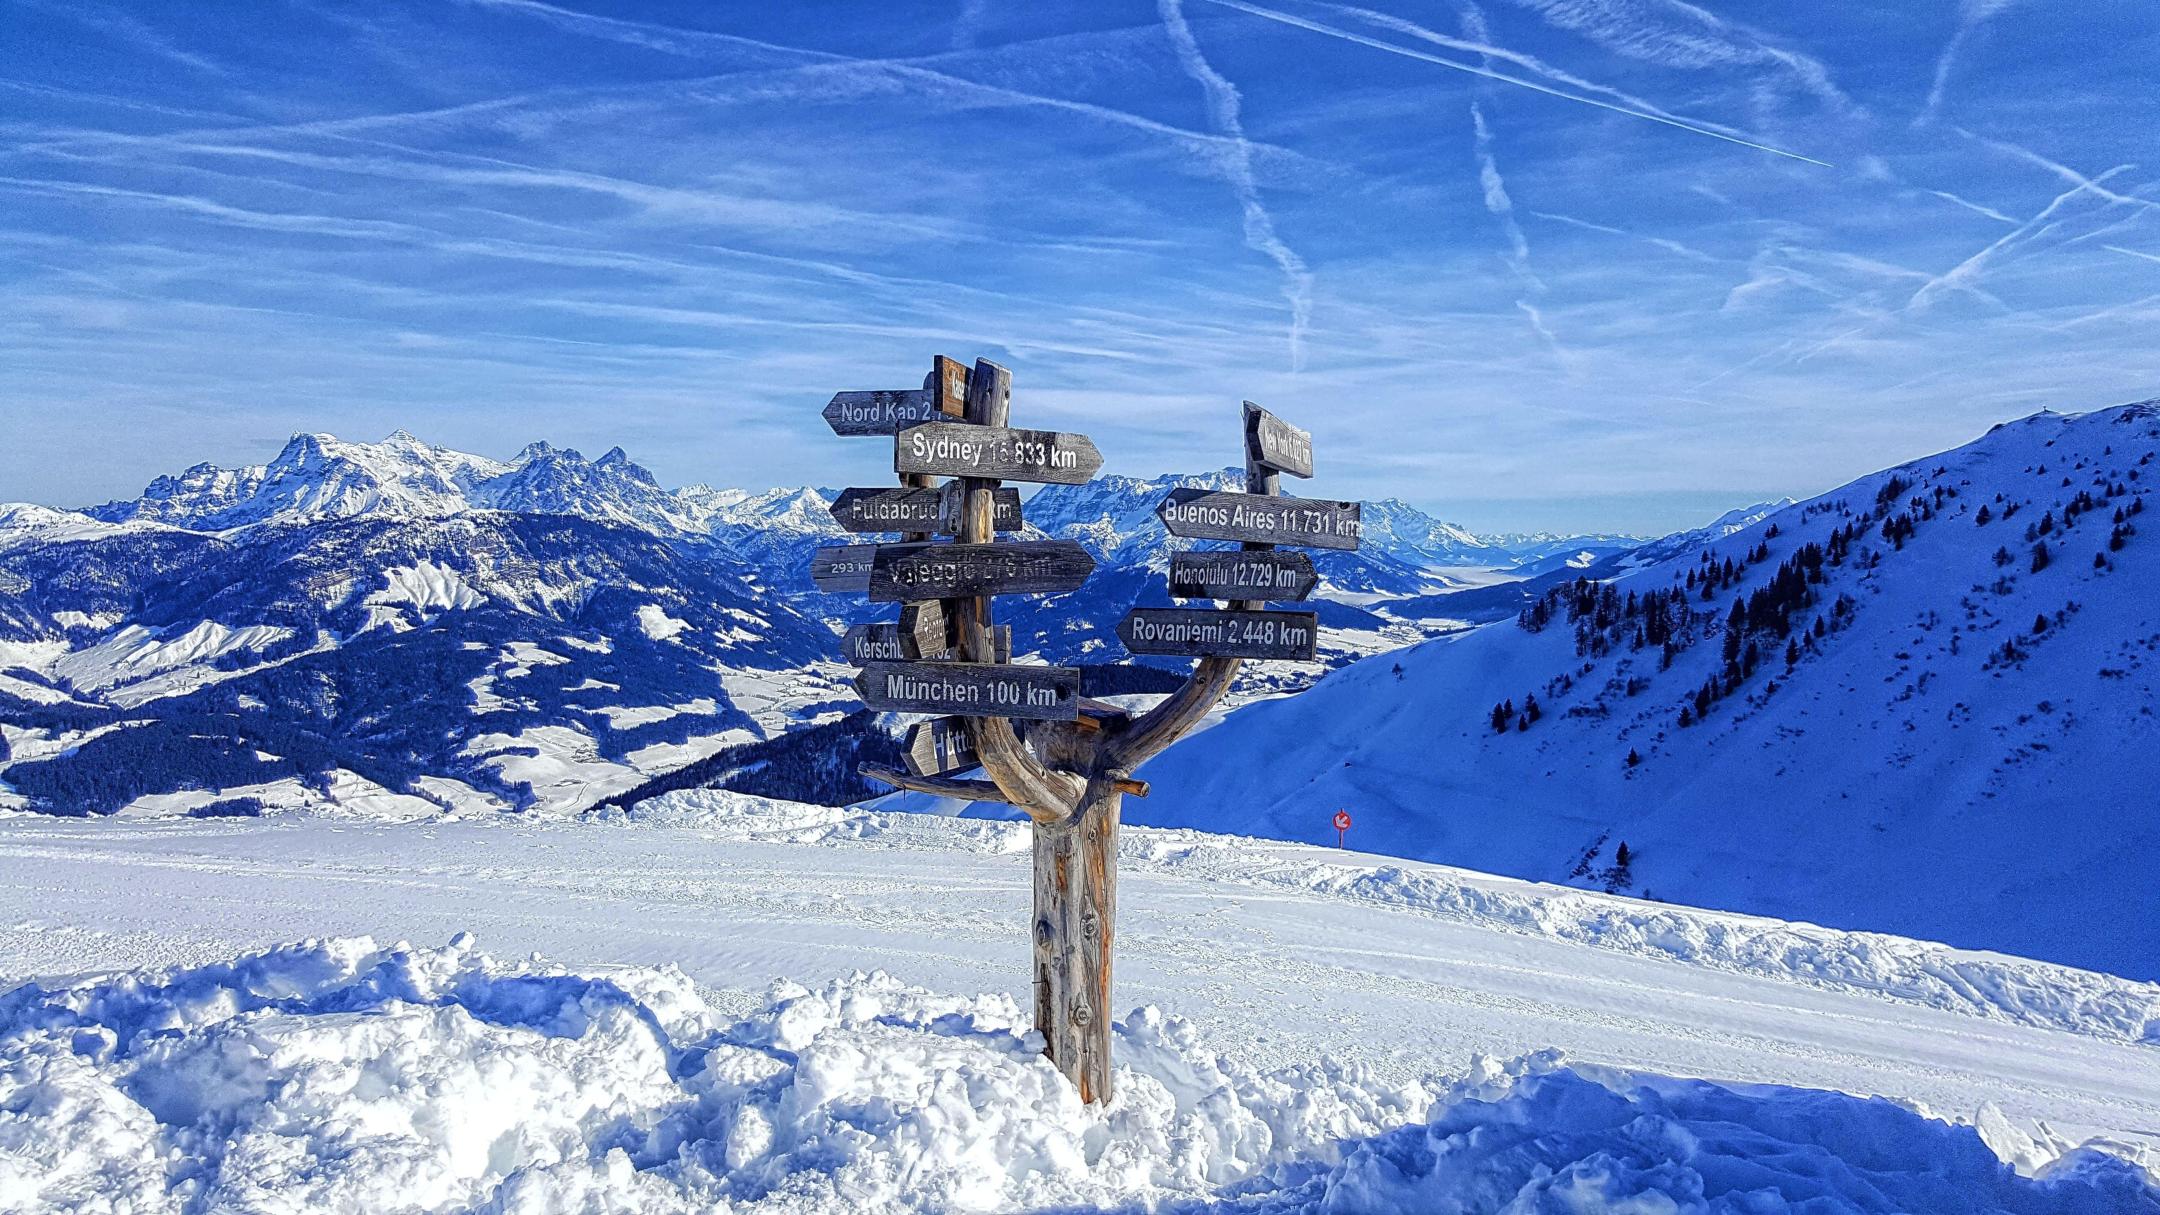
0 934 2148 1214
34 621 296 706
4 802 2158 1172
365 560 487 614
1133 403 2160 979
637 604 691 642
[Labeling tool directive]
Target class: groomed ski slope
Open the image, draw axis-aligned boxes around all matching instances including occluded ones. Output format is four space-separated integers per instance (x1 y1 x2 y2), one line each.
0 791 2156 1210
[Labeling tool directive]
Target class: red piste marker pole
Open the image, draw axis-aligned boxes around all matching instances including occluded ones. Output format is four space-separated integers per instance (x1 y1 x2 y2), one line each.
1333 809 1352 849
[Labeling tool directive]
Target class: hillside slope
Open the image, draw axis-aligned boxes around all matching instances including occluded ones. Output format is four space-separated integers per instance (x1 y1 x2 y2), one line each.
1131 402 2160 979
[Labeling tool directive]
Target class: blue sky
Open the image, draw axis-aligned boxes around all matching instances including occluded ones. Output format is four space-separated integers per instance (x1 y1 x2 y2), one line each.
2 0 2156 534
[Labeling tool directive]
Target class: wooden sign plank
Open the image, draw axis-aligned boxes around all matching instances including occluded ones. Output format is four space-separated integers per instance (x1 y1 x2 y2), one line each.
1118 608 1320 660
867 540 1095 602
824 390 948 436
830 486 1021 534
1157 488 1361 551
812 541 934 593
903 716 981 777
1245 401 1314 478
1168 550 1317 601
810 543 878 593
896 422 1102 485
841 603 971 663
854 660 1081 721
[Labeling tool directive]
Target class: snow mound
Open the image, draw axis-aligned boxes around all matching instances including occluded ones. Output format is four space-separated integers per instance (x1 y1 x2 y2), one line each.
1 939 2152 1213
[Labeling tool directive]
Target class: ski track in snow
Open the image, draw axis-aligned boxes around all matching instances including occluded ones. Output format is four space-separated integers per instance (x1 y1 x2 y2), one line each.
0 794 2156 1168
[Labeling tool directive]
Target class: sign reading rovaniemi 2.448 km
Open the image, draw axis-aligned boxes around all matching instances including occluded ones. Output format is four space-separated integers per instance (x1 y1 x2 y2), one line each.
811 357 1361 1105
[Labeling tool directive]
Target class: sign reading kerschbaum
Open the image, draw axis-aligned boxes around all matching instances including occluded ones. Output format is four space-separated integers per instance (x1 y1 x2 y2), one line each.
810 363 1360 1106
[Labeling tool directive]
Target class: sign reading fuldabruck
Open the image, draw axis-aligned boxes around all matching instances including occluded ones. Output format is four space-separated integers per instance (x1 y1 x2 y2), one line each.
1167 550 1317 601
855 660 1081 721
1117 607 1320 660
1157 488 1362 550
830 486 1022 534
896 423 1102 485
823 390 947 436
869 541 1095 602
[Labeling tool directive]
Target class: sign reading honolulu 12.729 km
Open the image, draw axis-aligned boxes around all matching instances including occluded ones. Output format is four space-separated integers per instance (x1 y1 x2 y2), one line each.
809 361 1360 1108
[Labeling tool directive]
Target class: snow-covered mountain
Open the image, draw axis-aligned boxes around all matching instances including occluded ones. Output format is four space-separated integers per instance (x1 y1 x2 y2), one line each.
0 430 1576 818
1131 401 2160 980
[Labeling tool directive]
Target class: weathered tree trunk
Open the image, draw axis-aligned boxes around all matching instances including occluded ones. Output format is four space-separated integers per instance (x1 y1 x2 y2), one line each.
1032 780 1120 1103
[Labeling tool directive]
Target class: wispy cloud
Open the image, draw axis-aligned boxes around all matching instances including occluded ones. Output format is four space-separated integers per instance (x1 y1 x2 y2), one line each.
1919 0 2021 125
10 0 224 75
1526 209 1720 263
1923 188 2017 225
1905 165 2136 312
1158 0 1314 371
1201 0 1832 166
1501 0 1859 117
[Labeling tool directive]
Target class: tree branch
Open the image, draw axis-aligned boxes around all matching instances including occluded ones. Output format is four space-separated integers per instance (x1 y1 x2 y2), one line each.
1107 655 1241 770
859 764 1010 803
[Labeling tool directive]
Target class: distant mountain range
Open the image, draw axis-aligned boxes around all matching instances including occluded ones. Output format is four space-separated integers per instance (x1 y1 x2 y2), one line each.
1127 401 2160 979
0 430 1628 818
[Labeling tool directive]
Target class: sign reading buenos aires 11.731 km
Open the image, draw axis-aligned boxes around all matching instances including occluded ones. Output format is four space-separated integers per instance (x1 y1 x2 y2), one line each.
1157 487 1361 550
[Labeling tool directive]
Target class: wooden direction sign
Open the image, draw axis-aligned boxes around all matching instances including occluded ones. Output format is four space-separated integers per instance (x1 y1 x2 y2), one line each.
1246 402 1314 479
855 660 1081 721
810 543 879 593
823 390 948 436
868 540 1095 602
1117 607 1320 660
896 423 1102 485
903 716 981 777
830 486 1021 534
843 617 946 663
1168 550 1317 601
1157 488 1361 551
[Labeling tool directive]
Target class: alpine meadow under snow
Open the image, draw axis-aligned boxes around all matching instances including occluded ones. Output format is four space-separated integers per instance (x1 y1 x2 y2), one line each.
1131 402 2160 980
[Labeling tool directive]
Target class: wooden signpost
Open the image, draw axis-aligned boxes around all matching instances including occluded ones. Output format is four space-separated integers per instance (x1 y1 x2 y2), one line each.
868 540 1096 601
1247 401 1314 479
897 422 1103 484
809 356 1360 1106
830 486 1022 534
855 659 1081 720
903 716 982 777
1117 607 1319 660
810 543 882 594
1167 550 1317 601
1158 488 1362 550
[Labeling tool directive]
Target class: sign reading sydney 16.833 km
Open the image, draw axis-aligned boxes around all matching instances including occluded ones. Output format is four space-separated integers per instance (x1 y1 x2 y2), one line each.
896 422 1103 485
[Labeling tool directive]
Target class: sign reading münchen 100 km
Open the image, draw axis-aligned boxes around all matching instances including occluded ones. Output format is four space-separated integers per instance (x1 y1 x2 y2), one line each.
854 659 1081 721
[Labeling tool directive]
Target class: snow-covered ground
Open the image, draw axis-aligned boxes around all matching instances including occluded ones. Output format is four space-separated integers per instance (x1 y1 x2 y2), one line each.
0 794 2155 1210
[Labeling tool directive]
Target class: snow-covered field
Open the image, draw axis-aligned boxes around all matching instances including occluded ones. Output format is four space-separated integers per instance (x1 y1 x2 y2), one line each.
1 793 2156 1210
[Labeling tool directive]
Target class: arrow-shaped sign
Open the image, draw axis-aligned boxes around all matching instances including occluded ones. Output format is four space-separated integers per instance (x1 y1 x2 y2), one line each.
1245 401 1313 479
830 486 1022 534
1118 607 1320 660
1157 488 1361 551
868 540 1095 602
1168 550 1318 601
855 660 1081 721
896 423 1102 485
811 541 934 593
903 716 981 776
